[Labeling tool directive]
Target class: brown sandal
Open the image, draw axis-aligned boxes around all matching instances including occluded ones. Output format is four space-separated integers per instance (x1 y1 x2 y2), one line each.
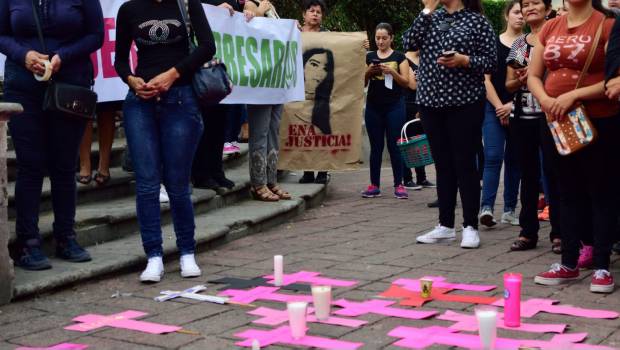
251 185 279 202
510 238 537 251
551 239 562 254
268 185 292 200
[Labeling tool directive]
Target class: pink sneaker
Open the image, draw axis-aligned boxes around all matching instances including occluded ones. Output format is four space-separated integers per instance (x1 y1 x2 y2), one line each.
577 245 593 270
223 142 238 155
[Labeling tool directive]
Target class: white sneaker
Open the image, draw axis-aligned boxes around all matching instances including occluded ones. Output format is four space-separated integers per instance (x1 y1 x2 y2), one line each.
478 208 497 228
460 226 480 249
180 254 202 278
140 256 164 282
159 185 169 203
501 211 520 226
416 225 456 244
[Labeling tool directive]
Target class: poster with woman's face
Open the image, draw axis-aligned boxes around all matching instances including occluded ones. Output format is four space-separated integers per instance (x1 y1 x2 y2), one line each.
279 32 367 171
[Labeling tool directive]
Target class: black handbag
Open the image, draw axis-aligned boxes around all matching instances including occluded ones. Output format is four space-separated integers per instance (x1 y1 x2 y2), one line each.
31 0 97 120
176 0 233 105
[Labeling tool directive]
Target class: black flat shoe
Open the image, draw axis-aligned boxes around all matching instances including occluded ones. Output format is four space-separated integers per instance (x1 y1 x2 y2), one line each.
56 239 92 262
314 172 330 184
510 238 537 251
299 172 315 184
214 176 235 190
193 178 219 190
427 199 439 208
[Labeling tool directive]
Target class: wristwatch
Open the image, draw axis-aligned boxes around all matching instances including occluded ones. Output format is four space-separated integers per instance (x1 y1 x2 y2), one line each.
422 8 432 15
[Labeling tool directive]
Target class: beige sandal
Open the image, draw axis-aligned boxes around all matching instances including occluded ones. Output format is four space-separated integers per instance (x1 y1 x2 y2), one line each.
268 185 291 200
251 185 279 202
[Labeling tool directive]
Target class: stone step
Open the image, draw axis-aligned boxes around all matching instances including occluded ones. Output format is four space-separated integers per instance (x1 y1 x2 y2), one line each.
8 148 250 258
11 179 326 299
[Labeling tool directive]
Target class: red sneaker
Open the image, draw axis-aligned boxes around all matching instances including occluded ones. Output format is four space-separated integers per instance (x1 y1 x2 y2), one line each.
590 270 615 293
534 263 579 286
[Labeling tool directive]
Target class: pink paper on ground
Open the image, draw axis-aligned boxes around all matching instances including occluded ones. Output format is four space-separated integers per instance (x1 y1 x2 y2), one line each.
332 299 437 320
16 344 89 350
235 326 363 349
388 325 615 350
264 271 358 287
218 286 313 304
492 298 620 319
393 276 496 292
64 310 181 334
249 306 367 328
437 310 567 333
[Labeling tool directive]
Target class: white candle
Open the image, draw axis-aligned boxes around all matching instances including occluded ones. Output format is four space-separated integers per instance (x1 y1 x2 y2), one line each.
475 306 498 350
311 285 332 321
251 339 260 350
274 255 283 286
287 301 308 340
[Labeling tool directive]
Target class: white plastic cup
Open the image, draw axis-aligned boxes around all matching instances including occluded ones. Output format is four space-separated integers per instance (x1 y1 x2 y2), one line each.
287 301 308 340
311 285 332 321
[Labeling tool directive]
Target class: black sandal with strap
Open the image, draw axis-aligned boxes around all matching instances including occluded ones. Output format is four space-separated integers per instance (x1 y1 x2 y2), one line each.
76 173 92 185
94 171 111 187
551 239 562 254
510 238 537 251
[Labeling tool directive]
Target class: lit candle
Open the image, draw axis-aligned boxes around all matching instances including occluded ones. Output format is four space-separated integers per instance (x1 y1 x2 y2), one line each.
274 255 283 286
311 285 332 321
420 278 433 298
287 301 308 340
503 272 522 327
475 305 498 350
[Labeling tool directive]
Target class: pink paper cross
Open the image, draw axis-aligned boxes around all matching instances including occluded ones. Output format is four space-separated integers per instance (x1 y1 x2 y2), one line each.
388 325 616 350
235 325 364 349
249 306 367 328
332 299 437 320
64 310 181 334
16 344 88 350
437 310 567 334
492 298 620 319
218 286 313 304
264 271 358 287
393 276 496 292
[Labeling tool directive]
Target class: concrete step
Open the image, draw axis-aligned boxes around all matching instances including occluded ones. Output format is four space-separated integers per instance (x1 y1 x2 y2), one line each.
11 178 327 299
8 148 250 258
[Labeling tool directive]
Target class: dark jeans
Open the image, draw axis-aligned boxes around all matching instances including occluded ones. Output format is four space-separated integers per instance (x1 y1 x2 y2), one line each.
558 115 620 270
224 104 245 143
509 117 561 242
420 99 485 229
193 103 229 182
4 60 87 248
403 103 427 184
365 99 406 188
123 86 204 258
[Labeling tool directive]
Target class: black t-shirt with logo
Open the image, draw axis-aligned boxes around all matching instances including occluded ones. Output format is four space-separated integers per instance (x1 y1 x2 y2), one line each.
366 50 406 105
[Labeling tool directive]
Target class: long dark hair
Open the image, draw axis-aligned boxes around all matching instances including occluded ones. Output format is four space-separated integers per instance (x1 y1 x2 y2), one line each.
592 0 615 17
463 0 484 13
303 48 335 135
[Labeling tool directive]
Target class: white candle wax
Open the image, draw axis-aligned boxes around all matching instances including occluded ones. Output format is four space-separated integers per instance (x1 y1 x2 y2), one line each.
475 306 497 350
251 339 260 350
274 255 283 286
311 285 332 321
287 301 308 340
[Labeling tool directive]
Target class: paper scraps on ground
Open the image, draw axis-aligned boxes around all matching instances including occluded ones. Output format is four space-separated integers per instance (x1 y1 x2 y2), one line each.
492 298 620 319
393 276 496 292
249 306 367 328
64 310 181 334
388 325 616 350
438 310 567 334
209 277 311 292
263 271 357 288
332 299 437 320
155 285 227 304
235 326 364 349
16 344 89 350
219 286 313 304
380 284 499 307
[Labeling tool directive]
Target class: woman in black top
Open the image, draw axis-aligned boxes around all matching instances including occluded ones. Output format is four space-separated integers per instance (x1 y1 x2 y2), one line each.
114 0 215 282
362 23 410 200
479 0 523 229
404 0 496 249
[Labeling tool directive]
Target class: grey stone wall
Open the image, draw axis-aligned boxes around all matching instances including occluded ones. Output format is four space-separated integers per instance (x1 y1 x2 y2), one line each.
0 119 13 304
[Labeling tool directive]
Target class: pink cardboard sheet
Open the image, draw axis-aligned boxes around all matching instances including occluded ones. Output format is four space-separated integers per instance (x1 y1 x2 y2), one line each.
218 286 313 304
388 325 616 350
64 310 181 334
332 299 437 320
393 276 496 292
437 310 567 334
235 325 363 349
249 306 367 328
264 271 358 287
492 298 620 319
15 344 89 350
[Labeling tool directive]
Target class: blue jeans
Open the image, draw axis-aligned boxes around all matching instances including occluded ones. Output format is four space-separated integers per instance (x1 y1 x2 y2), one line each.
123 86 204 258
365 99 406 187
481 102 520 213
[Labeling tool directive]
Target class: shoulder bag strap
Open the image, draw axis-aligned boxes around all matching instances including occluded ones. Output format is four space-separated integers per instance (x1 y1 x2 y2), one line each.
575 17 605 89
31 0 47 53
176 0 197 50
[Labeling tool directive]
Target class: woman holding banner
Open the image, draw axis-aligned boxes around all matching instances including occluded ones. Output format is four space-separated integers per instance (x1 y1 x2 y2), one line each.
114 0 216 282
0 0 103 270
245 0 292 202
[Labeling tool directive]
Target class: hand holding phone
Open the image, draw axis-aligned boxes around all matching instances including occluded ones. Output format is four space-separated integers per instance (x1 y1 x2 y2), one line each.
442 50 456 58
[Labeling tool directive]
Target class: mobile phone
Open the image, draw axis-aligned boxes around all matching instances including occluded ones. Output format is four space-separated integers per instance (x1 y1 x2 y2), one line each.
371 59 381 65
507 59 527 69
442 50 456 58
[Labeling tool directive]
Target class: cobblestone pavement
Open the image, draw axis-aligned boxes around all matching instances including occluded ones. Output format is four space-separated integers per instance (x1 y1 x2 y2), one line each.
1 168 620 350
